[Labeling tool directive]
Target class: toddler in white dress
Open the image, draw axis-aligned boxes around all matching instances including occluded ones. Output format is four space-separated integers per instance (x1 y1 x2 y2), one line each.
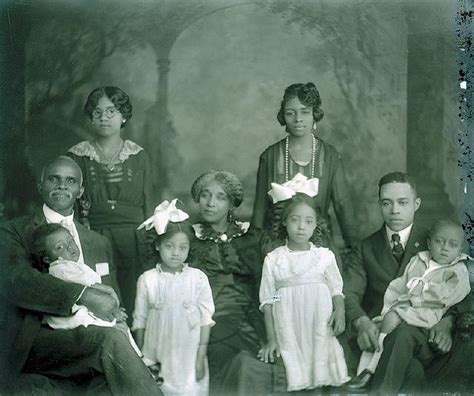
259 180 350 392
133 199 215 396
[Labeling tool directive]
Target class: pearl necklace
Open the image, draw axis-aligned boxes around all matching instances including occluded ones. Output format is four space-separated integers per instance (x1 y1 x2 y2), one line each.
94 140 123 172
285 134 317 181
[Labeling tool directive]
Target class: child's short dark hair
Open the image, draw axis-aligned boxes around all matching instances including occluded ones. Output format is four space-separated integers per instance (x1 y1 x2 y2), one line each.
31 223 69 264
272 194 324 246
429 219 464 239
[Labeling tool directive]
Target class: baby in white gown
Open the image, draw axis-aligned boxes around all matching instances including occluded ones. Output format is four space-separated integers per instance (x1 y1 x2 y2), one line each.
32 223 141 355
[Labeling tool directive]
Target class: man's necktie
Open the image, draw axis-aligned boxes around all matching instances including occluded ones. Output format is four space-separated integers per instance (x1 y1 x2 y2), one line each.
391 233 404 263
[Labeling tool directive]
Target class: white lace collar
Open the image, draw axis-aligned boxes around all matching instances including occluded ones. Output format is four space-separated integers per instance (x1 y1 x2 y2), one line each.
284 241 315 253
68 140 143 162
156 262 189 275
192 221 250 243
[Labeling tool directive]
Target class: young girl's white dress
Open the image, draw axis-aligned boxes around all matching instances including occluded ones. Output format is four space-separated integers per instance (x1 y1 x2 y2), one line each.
260 244 350 391
133 264 215 396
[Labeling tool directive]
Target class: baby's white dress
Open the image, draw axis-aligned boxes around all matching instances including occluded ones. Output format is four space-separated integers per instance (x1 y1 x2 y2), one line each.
47 259 142 356
133 264 215 396
260 244 350 391
47 259 115 329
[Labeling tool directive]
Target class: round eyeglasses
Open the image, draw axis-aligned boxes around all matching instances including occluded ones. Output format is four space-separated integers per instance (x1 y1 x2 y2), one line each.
92 107 121 119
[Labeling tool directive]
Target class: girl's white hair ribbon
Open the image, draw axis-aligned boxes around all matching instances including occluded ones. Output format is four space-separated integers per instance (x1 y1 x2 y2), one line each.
267 173 319 203
138 199 189 235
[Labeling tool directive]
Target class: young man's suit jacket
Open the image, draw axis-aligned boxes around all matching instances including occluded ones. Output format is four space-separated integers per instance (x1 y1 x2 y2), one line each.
0 210 119 384
344 223 428 325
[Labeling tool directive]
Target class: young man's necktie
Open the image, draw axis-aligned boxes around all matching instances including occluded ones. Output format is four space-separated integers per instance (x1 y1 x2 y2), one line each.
391 233 404 263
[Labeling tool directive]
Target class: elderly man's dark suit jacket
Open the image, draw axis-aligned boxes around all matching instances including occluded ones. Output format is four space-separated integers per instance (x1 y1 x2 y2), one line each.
344 223 428 326
0 210 119 384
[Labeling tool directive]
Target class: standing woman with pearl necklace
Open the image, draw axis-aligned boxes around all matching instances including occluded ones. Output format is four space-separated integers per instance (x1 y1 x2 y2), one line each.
252 82 359 262
68 86 155 323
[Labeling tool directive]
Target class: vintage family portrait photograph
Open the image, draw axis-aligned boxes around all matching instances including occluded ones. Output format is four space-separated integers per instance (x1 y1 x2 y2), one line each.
0 0 472 394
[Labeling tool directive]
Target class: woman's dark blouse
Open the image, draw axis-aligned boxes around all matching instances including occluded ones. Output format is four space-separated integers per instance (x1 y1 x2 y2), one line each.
252 136 358 247
188 221 265 341
68 140 154 227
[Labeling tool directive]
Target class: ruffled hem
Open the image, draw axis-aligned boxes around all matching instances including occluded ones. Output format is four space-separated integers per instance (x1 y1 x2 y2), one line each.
259 296 281 311
202 318 216 327
286 377 351 392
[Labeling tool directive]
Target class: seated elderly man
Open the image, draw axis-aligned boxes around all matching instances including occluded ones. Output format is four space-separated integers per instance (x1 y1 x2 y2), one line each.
0 156 162 395
343 172 471 393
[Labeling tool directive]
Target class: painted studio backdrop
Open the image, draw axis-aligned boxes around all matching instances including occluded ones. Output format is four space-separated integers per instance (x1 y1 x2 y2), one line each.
1 0 466 240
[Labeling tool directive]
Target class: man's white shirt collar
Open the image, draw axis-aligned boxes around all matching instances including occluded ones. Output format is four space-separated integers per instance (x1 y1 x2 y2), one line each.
43 204 74 225
386 223 413 249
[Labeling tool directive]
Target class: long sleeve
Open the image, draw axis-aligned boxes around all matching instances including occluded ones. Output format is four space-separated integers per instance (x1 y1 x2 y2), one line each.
259 255 277 310
329 150 359 246
323 249 344 296
49 260 102 286
380 258 414 316
0 219 83 316
132 274 150 330
141 150 156 218
343 242 368 323
411 264 471 309
103 235 121 297
252 152 270 230
197 272 216 327
387 257 415 300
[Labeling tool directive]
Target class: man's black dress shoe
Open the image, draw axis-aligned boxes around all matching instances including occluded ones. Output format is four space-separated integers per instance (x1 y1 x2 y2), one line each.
344 369 373 392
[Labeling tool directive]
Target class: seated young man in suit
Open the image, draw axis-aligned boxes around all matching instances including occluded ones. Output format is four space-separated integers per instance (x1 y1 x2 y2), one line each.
342 171 469 393
0 156 162 395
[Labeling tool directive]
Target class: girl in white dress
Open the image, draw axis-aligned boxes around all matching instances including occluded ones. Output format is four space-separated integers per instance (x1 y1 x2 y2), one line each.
133 200 215 396
258 186 350 391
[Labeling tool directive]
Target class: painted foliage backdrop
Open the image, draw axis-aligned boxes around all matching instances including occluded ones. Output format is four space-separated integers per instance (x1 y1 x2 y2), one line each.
3 0 465 239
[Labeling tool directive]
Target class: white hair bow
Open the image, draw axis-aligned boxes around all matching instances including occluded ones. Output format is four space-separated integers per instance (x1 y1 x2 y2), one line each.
138 199 189 235
267 173 319 204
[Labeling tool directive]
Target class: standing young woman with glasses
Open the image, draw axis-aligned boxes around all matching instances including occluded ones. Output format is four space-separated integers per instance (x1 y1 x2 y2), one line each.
68 86 155 323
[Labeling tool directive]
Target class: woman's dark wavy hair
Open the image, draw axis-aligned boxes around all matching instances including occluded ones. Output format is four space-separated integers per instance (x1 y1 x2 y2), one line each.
145 221 194 267
277 82 324 126
84 86 133 128
271 193 326 246
191 170 244 208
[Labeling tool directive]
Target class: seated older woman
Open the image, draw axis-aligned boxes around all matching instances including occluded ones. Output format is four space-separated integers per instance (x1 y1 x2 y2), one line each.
187 170 266 392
